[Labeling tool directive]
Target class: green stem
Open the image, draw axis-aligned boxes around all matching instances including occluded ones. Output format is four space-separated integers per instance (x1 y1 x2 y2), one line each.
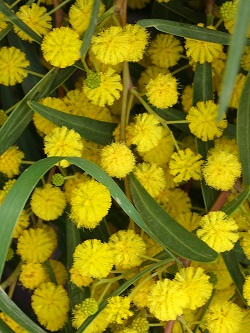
47 0 72 16
26 70 44 78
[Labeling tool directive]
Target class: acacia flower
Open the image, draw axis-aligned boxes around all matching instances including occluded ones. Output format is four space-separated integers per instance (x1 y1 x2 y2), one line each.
31 282 69 332
240 230 250 260
148 33 183 68
134 162 166 198
131 278 155 308
148 279 189 321
109 230 146 269
0 145 24 178
72 298 99 329
138 65 170 94
205 301 244 333
70 179 112 229
72 306 109 331
123 24 149 62
19 263 48 290
44 126 84 168
12 210 29 238
70 266 93 287
0 13 7 33
14 3 52 42
100 142 136 178
203 150 241 191
196 211 239 253
0 47 29 86
83 68 123 106
131 317 149 332
128 113 164 153
104 296 133 324
186 100 227 141
185 24 223 63
241 47 250 71
169 148 203 183
146 73 178 109
91 26 131 65
48 260 68 285
69 0 105 35
17 227 57 263
174 267 213 310
72 239 114 279
41 27 81 68
31 184 66 221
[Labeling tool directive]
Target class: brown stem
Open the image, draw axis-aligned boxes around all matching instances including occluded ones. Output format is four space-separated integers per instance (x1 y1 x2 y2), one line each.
115 0 127 27
209 190 231 211
164 320 175 333
53 0 65 28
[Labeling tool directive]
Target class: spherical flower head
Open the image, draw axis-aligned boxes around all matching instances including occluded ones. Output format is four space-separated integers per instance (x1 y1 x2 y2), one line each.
131 317 149 332
146 73 178 109
33 97 69 136
72 298 100 329
17 227 57 263
63 172 89 202
138 65 169 94
123 24 149 62
72 306 109 331
31 183 66 221
14 4 52 42
196 211 239 252
31 282 69 332
0 46 29 86
186 100 227 141
203 150 241 191
176 211 200 232
185 24 223 63
44 126 84 168
169 148 203 183
70 179 112 229
0 145 24 178
227 73 246 109
220 1 237 21
19 263 48 290
181 84 193 113
48 259 68 285
41 27 81 68
51 173 65 186
100 142 136 178
213 137 239 158
129 113 164 153
205 301 244 333
139 132 175 166
0 13 8 33
69 0 105 35
109 230 146 269
91 26 131 65
83 68 123 107
130 277 155 308
72 239 114 278
174 267 213 310
104 296 133 324
148 33 183 68
134 162 166 198
148 279 189 321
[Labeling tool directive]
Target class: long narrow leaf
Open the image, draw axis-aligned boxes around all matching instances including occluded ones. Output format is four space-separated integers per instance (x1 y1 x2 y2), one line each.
28 101 116 145
218 0 250 120
129 174 218 263
237 72 250 185
138 18 250 45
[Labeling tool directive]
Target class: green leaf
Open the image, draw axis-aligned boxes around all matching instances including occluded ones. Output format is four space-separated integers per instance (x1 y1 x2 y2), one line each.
0 288 47 333
221 187 250 216
193 62 218 211
0 68 57 155
0 23 13 41
80 0 100 57
76 257 172 333
0 0 42 44
237 72 250 186
137 18 250 45
218 0 250 120
28 101 116 145
129 173 218 263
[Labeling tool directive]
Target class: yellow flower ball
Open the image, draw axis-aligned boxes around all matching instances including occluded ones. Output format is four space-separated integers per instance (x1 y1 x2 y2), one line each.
100 142 136 178
41 27 81 68
31 184 67 221
146 73 178 109
0 145 24 178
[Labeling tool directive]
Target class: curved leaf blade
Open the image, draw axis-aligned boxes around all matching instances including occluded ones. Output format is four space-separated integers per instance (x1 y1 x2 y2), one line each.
129 174 218 263
218 0 250 120
237 72 250 186
138 18 250 45
28 101 116 145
